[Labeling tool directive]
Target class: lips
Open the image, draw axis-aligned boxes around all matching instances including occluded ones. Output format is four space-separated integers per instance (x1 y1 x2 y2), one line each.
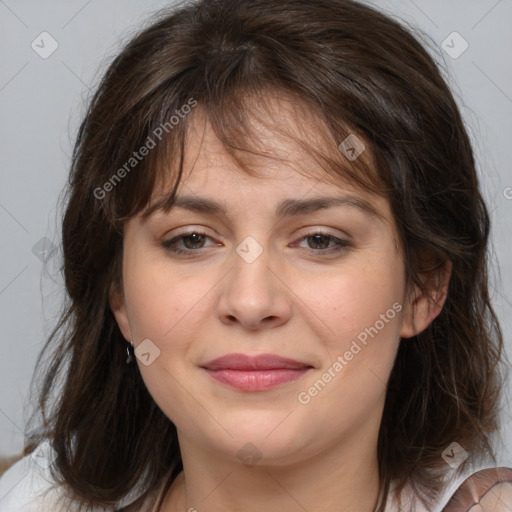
201 353 313 371
200 353 314 391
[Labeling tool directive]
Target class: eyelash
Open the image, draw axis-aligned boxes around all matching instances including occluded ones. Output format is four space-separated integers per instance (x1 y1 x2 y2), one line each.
161 229 351 256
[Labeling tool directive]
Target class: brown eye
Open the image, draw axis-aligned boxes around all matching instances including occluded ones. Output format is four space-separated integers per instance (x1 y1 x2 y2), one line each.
181 232 207 249
292 231 351 254
162 230 217 255
306 234 331 250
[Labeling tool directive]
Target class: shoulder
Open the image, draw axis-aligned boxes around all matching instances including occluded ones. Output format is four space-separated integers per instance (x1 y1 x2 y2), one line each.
0 454 23 476
0 441 66 511
442 467 512 512
0 440 169 512
386 465 512 512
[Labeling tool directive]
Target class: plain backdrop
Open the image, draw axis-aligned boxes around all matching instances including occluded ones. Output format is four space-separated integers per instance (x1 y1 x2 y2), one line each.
1 0 511 467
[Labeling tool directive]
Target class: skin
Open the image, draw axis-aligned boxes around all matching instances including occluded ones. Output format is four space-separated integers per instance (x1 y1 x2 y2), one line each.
110 96 450 512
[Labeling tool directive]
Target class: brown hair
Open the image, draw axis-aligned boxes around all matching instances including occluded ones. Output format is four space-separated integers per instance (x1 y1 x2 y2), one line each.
21 0 506 510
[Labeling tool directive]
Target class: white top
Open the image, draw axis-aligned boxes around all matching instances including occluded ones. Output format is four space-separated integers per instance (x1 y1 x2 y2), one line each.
0 441 150 512
0 441 502 512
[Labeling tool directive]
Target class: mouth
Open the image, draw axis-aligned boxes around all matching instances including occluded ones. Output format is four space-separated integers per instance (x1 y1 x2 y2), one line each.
200 353 314 391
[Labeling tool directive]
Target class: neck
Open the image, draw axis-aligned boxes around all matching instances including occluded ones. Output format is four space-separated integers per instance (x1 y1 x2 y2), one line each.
161 425 383 512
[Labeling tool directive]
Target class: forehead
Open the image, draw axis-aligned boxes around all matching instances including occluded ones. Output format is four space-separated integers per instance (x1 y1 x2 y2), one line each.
134 96 401 255
152 94 384 203
140 91 396 235
184 95 328 177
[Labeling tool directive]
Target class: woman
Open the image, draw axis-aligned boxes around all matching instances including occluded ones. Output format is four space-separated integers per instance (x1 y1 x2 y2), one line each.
0 0 510 510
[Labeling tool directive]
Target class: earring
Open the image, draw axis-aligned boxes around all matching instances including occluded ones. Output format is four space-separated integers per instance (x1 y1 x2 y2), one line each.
126 341 134 364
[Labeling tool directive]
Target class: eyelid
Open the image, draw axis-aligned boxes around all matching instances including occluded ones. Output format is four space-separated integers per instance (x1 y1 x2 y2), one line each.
162 224 351 241
290 229 352 252
293 225 352 240
162 227 217 246
162 224 348 240
161 226 353 257
161 224 219 242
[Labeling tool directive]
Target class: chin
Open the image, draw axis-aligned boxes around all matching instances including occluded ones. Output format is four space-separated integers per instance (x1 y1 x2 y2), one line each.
202 417 319 465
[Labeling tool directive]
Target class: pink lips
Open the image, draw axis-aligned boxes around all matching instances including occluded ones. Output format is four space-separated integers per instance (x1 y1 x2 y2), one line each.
201 353 313 391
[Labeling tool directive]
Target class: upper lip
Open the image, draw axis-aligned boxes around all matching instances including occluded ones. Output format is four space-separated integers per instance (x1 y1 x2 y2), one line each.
201 353 313 371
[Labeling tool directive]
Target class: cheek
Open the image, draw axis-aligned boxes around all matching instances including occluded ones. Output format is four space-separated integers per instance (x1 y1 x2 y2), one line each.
322 251 405 345
309 250 405 401
122 251 215 345
294 284 404 442
121 257 210 426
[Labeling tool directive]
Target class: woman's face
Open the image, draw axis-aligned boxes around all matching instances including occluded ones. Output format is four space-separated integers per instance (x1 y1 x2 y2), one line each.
110 99 435 468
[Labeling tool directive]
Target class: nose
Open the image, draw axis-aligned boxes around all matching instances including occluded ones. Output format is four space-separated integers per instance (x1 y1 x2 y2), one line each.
216 239 292 331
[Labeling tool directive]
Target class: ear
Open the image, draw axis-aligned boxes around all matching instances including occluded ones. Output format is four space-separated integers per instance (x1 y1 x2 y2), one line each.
400 259 452 339
109 281 132 342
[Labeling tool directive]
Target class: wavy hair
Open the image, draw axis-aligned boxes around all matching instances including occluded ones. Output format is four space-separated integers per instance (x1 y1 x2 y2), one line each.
20 0 506 510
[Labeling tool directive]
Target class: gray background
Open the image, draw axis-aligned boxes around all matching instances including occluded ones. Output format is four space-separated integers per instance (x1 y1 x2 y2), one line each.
1 0 511 466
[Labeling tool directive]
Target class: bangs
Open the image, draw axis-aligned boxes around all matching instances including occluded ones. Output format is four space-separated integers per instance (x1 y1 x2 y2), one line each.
104 85 389 230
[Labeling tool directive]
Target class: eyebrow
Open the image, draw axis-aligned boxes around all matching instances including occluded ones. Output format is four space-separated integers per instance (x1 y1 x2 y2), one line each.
143 193 384 221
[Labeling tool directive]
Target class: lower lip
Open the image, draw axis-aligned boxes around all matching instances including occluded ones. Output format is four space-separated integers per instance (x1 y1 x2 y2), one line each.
203 368 311 391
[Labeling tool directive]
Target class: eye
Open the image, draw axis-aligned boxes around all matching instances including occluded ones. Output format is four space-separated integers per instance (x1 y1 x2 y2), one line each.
292 231 351 254
161 229 352 257
162 230 219 255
